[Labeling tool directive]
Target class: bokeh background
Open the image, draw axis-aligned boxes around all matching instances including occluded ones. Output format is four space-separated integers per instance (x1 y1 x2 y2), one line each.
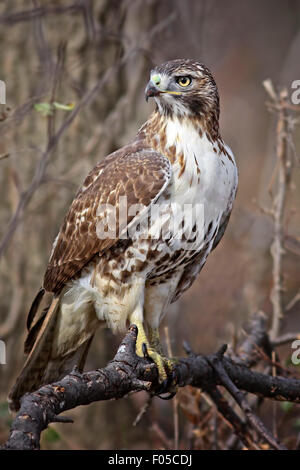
0 0 300 449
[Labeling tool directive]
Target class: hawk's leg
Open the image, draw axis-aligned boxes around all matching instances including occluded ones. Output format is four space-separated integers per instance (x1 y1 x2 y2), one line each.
134 321 177 398
147 326 178 398
134 321 171 383
148 326 177 383
148 326 164 356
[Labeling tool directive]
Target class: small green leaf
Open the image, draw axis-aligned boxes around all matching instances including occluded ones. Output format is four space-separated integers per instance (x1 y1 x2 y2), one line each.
34 102 53 116
53 101 75 111
34 101 75 116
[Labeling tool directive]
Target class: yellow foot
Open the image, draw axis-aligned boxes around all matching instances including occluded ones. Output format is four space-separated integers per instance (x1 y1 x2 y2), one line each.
133 321 178 398
141 343 172 382
141 343 178 399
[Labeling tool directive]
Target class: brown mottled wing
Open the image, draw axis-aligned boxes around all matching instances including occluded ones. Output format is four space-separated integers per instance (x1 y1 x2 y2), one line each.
44 144 172 293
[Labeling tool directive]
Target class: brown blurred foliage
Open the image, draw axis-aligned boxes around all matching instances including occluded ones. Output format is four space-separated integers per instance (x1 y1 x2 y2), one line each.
0 0 299 449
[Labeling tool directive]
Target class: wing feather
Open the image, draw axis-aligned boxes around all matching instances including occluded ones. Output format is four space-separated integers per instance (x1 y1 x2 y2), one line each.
44 143 172 293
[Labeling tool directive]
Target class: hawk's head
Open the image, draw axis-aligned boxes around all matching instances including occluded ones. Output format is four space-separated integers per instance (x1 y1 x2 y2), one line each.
145 59 219 121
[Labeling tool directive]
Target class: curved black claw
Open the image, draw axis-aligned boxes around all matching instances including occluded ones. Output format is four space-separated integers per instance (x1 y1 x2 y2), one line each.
157 390 177 400
155 374 177 400
156 376 170 394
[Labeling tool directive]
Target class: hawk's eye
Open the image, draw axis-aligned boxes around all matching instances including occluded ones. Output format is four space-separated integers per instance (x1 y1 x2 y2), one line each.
177 76 191 87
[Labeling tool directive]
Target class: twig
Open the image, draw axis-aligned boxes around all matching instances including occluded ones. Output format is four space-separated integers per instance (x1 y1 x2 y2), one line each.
205 386 259 450
132 394 153 427
207 345 286 450
235 311 272 367
150 422 173 450
286 290 300 312
272 332 300 347
263 80 294 340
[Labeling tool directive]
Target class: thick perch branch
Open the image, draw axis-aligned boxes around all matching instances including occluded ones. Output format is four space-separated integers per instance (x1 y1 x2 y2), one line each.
4 323 300 450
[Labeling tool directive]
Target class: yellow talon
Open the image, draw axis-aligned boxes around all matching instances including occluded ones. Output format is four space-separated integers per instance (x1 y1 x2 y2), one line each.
134 320 150 357
134 322 175 384
142 345 168 382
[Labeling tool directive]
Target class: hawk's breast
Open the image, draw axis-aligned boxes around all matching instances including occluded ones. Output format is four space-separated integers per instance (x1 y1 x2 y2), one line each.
143 116 238 279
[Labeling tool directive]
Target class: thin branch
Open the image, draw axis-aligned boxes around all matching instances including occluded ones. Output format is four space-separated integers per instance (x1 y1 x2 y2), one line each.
286 290 300 311
205 386 260 450
234 311 272 367
272 332 300 347
207 346 286 450
263 80 295 340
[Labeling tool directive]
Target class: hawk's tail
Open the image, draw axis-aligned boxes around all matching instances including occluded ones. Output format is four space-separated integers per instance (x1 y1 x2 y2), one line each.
8 291 60 412
8 289 96 412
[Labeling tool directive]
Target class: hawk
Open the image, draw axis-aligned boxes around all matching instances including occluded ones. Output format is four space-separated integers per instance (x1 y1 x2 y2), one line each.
9 59 238 411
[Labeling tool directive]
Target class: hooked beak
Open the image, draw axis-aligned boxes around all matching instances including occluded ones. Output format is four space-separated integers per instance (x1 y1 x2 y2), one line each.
145 81 161 102
145 81 182 102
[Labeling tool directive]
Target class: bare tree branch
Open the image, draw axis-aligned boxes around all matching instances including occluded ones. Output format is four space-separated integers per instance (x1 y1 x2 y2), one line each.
4 322 300 450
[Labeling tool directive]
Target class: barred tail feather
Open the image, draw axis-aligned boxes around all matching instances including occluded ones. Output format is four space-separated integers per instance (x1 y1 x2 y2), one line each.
8 295 60 412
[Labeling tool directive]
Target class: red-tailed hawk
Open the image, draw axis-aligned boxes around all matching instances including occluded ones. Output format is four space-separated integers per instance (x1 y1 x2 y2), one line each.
9 59 238 410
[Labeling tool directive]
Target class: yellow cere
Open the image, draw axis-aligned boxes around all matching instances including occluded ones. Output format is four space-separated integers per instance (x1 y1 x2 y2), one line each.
151 73 182 96
151 74 161 86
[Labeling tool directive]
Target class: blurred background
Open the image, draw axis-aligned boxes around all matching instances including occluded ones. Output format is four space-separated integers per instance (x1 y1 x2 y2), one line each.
0 0 300 449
